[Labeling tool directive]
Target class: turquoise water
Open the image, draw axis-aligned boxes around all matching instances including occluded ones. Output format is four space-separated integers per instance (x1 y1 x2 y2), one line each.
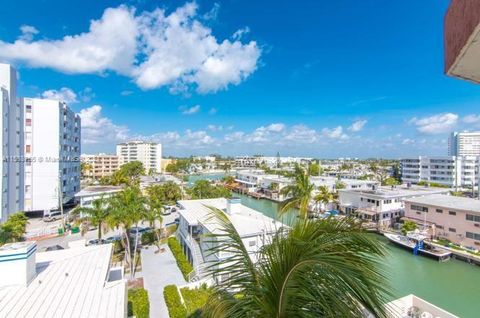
188 173 229 186
189 174 480 317
238 192 480 318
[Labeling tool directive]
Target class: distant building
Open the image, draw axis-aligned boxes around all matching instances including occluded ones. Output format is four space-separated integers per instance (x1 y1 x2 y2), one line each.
22 98 81 212
81 154 120 179
0 241 126 317
400 156 479 188
161 158 175 172
116 140 162 173
75 185 124 208
448 131 480 156
234 156 313 168
0 63 24 221
404 194 480 249
338 185 450 228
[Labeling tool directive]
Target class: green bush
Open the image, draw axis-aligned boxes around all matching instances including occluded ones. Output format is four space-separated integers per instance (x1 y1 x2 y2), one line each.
180 284 212 317
128 288 150 318
164 285 187 318
168 237 194 280
141 231 156 245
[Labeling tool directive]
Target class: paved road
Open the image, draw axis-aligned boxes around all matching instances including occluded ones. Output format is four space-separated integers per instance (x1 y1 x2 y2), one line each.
141 244 187 318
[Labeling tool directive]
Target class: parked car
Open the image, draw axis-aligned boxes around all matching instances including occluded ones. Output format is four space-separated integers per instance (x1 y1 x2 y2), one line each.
128 227 152 238
45 245 64 251
43 210 63 222
87 238 105 246
104 235 122 244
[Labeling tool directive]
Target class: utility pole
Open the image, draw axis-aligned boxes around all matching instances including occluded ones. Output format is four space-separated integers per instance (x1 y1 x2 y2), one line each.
58 170 65 232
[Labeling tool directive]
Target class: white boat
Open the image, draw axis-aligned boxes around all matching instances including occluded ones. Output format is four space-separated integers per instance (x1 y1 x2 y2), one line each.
384 232 452 261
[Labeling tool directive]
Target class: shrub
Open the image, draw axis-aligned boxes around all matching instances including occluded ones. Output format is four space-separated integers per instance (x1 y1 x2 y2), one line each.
180 284 212 317
164 285 187 318
141 231 156 245
128 288 150 318
168 237 194 280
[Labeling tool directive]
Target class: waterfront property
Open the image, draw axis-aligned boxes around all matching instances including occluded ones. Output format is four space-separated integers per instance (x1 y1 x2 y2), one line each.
404 194 480 250
176 198 284 282
0 241 126 317
234 169 267 192
310 176 378 191
75 185 123 208
384 294 458 318
338 185 450 228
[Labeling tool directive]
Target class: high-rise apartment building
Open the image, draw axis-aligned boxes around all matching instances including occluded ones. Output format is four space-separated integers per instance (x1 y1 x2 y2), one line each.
22 98 81 212
116 141 162 173
81 154 120 179
401 156 479 188
0 63 24 222
448 131 480 156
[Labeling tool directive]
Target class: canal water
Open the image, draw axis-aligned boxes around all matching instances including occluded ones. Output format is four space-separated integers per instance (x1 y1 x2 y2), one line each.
189 174 480 317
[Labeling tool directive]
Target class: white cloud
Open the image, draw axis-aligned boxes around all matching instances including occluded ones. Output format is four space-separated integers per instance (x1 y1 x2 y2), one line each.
348 119 367 132
79 105 129 144
402 138 415 145
79 87 95 102
322 126 348 139
207 124 223 131
180 105 201 115
409 113 458 134
41 87 78 104
265 123 285 132
463 114 480 124
0 3 261 93
208 107 218 115
19 25 39 42
232 27 250 40
283 125 317 143
121 90 133 96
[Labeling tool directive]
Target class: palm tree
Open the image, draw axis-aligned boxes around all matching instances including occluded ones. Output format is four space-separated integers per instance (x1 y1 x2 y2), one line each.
76 197 110 239
314 185 334 212
202 209 390 318
278 166 315 219
107 186 147 277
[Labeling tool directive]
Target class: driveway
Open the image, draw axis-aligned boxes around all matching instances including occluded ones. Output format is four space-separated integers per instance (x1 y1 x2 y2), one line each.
141 244 187 318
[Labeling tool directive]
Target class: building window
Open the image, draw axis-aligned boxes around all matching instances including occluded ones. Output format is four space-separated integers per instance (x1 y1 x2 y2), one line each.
26 105 32 113
436 209 443 213
25 145 31 153
449 211 457 216
449 228 456 233
436 225 444 229
466 214 480 222
26 118 32 126
249 241 256 247
411 205 428 212
466 232 480 241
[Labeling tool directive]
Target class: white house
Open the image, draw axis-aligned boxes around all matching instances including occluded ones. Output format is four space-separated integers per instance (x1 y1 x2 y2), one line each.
338 185 450 228
75 185 124 208
22 97 81 212
176 198 284 283
235 170 267 192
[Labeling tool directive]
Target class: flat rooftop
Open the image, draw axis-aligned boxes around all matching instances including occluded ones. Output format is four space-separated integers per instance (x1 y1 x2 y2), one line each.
178 198 284 237
339 185 450 199
75 185 124 197
0 244 125 318
405 194 480 214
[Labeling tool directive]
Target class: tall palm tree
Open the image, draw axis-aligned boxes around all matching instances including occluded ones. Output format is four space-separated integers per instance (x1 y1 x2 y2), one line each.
76 197 110 239
314 185 334 212
278 166 315 219
202 209 390 318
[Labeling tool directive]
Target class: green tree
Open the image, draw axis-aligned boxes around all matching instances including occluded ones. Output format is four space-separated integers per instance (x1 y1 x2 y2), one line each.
146 182 183 205
80 162 92 178
334 180 346 190
119 161 145 180
0 212 29 244
202 209 390 318
383 177 400 186
314 185 333 212
76 197 110 239
189 180 232 199
279 166 315 219
308 163 321 176
222 175 235 185
401 220 417 235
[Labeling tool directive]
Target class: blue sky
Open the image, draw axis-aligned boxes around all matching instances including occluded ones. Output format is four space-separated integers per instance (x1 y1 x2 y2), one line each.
1 0 480 158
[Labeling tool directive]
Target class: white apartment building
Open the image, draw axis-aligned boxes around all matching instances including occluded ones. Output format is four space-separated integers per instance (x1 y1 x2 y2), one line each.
401 156 479 188
448 131 480 156
176 198 284 282
116 141 162 173
81 153 120 179
22 98 81 212
0 63 24 222
234 156 312 168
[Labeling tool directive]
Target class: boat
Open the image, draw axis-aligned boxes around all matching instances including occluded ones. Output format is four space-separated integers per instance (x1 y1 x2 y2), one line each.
384 232 452 261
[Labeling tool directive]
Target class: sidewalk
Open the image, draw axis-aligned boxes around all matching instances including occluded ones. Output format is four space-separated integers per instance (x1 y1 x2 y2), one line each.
141 244 187 318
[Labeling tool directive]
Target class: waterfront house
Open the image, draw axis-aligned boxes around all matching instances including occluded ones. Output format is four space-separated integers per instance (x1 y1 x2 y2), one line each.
404 194 480 249
0 241 126 317
235 169 267 192
338 185 450 228
176 198 284 282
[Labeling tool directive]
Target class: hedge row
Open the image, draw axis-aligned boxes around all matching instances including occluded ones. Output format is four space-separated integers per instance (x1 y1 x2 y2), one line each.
163 285 187 318
127 288 150 318
180 284 212 317
168 237 194 280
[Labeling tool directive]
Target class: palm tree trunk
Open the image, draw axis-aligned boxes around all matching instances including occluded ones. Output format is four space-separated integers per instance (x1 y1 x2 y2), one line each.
98 222 102 240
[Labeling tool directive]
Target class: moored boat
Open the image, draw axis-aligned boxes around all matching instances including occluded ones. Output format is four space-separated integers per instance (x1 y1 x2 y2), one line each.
384 232 452 261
